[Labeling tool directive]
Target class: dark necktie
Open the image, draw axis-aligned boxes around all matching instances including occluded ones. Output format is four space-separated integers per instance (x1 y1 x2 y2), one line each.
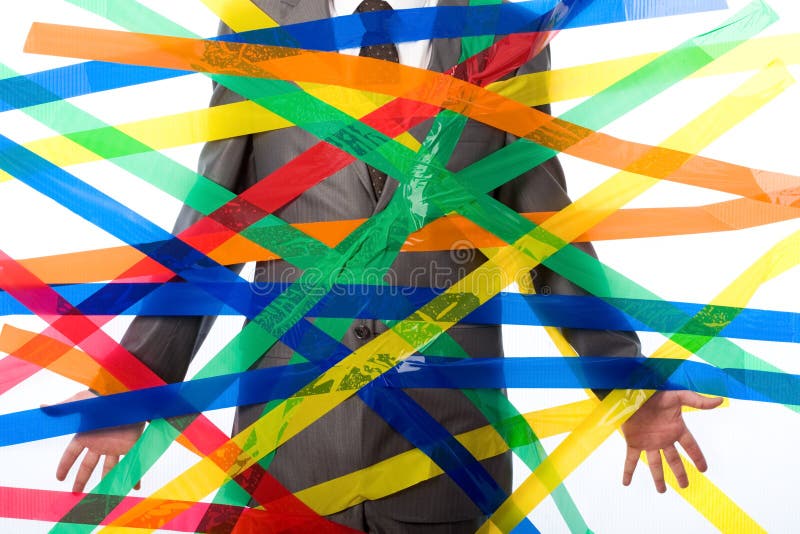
356 0 398 200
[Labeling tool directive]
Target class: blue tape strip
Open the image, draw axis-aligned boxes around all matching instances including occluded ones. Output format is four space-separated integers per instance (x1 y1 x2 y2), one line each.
359 386 516 519
232 1 727 50
0 137 223 277
0 63 184 113
7 355 792 447
1 0 726 111
2 283 794 343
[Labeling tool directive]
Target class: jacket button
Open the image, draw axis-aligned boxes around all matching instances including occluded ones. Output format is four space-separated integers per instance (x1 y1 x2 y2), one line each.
353 324 371 340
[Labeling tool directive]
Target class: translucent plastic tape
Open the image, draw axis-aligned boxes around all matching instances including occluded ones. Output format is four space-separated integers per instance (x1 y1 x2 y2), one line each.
0 283 795 344
9 196 798 285
2 354 796 447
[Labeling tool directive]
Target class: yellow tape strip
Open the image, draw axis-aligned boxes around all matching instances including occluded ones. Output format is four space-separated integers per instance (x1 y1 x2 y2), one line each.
489 33 800 107
295 400 598 516
101 56 792 532
662 451 766 534
197 0 278 31
19 83 419 169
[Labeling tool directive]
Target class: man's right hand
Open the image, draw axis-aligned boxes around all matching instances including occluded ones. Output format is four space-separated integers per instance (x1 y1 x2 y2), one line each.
50 390 144 493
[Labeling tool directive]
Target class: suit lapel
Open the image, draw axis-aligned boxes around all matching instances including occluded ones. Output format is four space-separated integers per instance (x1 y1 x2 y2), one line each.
280 0 331 25
378 0 469 211
278 0 375 199
427 0 466 73
403 0 464 153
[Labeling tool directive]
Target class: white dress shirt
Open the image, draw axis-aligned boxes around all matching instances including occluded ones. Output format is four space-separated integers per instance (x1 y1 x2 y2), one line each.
330 0 435 68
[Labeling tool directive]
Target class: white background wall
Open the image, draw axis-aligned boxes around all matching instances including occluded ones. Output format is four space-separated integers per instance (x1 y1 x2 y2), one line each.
0 1 798 532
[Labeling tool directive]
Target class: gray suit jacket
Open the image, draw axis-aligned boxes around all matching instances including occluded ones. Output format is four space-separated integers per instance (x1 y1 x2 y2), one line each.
121 0 641 523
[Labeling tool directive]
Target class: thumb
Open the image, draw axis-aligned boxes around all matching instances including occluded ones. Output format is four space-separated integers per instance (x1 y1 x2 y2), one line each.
679 391 724 410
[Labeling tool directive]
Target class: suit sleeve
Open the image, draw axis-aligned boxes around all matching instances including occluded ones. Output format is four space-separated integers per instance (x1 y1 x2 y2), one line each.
118 20 256 384
493 46 642 387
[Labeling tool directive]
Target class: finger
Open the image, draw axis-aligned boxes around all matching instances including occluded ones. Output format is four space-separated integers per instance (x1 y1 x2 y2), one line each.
56 440 85 481
678 430 708 472
678 391 724 410
663 444 688 488
73 451 100 494
102 455 119 478
622 447 639 486
646 449 666 493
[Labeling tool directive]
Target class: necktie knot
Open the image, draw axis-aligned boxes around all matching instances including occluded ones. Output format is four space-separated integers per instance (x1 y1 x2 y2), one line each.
356 0 398 64
356 0 393 13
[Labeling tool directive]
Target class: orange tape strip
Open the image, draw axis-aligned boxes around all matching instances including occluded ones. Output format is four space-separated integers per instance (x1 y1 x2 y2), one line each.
23 23 800 207
0 325 126 394
15 199 800 284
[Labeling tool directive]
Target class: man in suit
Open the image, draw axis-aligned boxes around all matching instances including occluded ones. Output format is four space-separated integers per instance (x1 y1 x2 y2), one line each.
56 1 722 531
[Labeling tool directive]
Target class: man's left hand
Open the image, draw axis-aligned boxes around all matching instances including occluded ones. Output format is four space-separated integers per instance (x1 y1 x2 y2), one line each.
621 390 723 492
